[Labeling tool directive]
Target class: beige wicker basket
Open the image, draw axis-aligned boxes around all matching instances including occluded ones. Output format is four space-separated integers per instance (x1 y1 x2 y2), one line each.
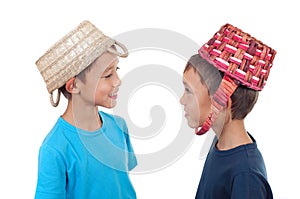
36 20 128 107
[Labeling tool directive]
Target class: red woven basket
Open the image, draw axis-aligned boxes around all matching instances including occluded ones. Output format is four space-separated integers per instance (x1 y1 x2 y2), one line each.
199 23 276 91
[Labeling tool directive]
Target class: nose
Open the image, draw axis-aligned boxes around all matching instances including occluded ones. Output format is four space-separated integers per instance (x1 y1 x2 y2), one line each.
180 93 185 105
113 72 121 87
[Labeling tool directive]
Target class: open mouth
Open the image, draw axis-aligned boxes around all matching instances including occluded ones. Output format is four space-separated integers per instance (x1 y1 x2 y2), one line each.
109 92 117 98
109 90 118 99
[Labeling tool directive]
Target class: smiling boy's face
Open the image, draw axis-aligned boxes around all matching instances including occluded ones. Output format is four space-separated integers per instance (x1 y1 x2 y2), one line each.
180 66 211 129
76 52 121 108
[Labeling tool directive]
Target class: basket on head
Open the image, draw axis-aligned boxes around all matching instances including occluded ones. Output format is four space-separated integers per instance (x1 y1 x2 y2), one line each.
196 23 276 135
36 20 128 107
199 23 276 91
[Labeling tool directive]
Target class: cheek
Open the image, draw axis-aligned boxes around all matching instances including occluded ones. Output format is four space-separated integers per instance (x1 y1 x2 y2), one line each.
94 86 106 98
198 95 212 122
79 81 97 102
94 82 111 100
185 95 201 123
82 78 98 95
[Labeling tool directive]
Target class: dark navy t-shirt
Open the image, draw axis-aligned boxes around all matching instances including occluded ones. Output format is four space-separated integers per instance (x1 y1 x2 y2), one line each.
196 134 273 199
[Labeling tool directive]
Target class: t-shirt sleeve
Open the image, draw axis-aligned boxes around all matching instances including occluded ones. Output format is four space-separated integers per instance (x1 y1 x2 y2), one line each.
113 115 137 171
231 172 273 199
35 145 66 199
123 121 138 171
125 134 137 171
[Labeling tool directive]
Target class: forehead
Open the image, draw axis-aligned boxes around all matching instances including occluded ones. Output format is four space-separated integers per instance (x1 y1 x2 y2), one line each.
183 67 202 86
92 52 119 72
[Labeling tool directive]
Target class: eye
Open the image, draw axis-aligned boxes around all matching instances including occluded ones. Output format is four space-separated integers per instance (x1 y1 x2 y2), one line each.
102 67 120 78
185 87 192 94
104 74 113 78
101 66 120 79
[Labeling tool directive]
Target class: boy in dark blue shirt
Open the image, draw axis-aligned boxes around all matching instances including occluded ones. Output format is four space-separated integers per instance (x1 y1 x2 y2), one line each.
180 24 276 198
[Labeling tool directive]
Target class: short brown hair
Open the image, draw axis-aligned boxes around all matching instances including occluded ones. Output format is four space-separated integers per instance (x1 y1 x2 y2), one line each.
185 54 259 120
59 62 92 100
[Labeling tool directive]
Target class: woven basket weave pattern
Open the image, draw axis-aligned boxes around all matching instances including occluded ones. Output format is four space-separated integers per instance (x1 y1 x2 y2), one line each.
199 24 276 91
36 21 114 94
196 23 277 135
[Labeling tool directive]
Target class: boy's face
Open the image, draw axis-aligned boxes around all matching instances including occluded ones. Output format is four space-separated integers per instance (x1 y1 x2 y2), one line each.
180 66 211 129
77 52 121 108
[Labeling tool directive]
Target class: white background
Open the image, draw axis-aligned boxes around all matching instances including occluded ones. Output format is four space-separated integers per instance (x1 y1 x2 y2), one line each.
0 0 299 198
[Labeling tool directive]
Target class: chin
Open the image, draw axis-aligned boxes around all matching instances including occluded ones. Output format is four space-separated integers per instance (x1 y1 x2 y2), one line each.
187 121 199 129
108 102 117 108
187 118 205 129
104 105 116 109
97 102 116 109
111 101 117 107
110 104 117 108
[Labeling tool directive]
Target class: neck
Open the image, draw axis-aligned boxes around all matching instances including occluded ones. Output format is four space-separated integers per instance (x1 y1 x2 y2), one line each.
214 119 252 150
62 99 102 132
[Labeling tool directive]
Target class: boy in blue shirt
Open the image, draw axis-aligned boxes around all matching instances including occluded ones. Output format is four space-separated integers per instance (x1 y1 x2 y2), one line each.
35 20 137 199
180 24 276 198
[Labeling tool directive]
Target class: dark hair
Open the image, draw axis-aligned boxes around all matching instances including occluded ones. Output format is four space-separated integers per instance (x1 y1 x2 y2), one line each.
230 84 259 119
185 54 259 120
59 62 92 100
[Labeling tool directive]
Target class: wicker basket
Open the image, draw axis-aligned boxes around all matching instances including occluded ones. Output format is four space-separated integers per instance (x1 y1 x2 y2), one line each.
196 23 276 135
35 20 128 106
199 23 276 91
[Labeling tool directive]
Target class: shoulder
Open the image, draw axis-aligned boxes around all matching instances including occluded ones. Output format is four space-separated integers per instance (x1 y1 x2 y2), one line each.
234 171 269 185
40 117 76 150
210 140 268 175
232 172 273 198
42 118 65 143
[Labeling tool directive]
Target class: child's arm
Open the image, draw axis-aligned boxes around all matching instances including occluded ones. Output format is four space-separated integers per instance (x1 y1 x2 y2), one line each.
115 115 138 171
34 145 66 199
231 172 273 199
124 131 137 171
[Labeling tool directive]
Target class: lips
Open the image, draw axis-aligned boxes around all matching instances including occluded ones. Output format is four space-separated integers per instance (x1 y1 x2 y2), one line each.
184 108 189 117
109 89 119 100
109 92 118 99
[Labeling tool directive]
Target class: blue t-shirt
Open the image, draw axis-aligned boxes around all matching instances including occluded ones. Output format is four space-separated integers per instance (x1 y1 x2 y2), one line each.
196 134 273 199
35 111 137 199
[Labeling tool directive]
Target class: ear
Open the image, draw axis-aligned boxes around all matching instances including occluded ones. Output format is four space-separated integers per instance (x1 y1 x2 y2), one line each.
225 97 233 123
65 77 80 94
